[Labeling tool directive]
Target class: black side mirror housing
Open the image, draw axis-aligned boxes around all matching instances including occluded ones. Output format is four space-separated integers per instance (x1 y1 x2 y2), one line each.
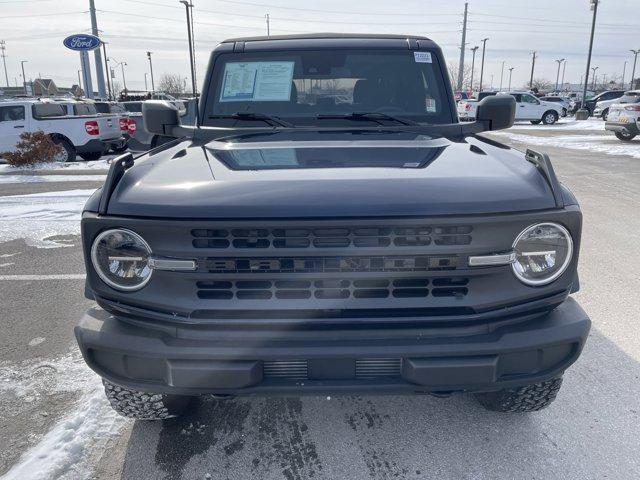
142 100 181 136
475 95 516 131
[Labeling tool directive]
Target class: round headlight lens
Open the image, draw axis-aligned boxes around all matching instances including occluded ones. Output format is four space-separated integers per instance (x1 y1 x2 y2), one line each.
512 223 573 286
91 229 152 291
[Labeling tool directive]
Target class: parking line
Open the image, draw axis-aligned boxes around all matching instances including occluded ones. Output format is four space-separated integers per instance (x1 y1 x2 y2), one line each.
0 274 86 281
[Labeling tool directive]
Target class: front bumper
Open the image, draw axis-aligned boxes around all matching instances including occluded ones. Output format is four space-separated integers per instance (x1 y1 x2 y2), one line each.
75 297 590 396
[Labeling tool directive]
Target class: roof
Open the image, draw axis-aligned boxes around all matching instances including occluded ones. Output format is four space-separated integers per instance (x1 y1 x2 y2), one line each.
222 32 433 43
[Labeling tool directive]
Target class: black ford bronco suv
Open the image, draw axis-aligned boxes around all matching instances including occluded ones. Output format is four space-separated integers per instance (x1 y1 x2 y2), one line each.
75 34 590 419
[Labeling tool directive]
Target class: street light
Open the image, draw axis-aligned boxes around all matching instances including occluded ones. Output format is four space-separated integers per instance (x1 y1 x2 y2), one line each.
555 58 565 91
180 0 197 96
469 46 479 92
479 38 488 92
577 0 600 119
499 60 505 91
561 60 567 90
630 49 639 90
146 51 155 92
144 73 148 91
102 41 113 100
529 51 537 90
109 57 127 94
591 66 599 90
508 67 514 92
20 60 28 95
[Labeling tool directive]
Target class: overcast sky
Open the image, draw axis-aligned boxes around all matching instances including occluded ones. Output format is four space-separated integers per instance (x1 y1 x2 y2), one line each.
1 0 638 92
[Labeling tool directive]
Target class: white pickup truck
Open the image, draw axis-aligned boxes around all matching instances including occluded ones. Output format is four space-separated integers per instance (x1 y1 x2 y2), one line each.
0 99 125 161
458 91 563 125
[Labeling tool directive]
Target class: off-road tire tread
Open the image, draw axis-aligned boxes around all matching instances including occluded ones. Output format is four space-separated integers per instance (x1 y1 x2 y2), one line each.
103 380 184 420
474 377 563 413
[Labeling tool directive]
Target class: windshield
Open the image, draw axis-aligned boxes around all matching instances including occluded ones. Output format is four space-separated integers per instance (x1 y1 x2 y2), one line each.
205 49 452 126
618 92 640 103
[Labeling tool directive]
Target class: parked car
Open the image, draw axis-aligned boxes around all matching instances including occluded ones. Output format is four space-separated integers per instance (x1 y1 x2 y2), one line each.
0 99 125 161
94 101 136 153
456 91 497 120
75 33 590 420
461 91 562 124
121 99 193 151
583 90 625 116
604 90 640 141
539 96 569 117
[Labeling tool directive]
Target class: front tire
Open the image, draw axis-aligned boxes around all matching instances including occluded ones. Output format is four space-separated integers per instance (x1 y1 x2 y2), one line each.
103 380 193 420
615 131 637 141
601 108 609 121
542 111 558 125
561 107 567 117
52 138 76 162
474 377 563 413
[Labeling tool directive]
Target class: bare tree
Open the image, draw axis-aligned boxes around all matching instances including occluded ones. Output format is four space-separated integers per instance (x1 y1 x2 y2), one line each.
447 61 473 92
111 80 123 97
158 74 186 96
528 78 552 92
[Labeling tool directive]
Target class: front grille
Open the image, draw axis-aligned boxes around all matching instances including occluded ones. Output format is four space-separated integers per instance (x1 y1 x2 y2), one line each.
191 225 472 249
196 277 469 301
263 358 402 380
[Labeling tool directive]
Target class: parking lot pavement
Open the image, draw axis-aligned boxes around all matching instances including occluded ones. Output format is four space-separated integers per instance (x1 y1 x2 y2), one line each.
1 126 639 479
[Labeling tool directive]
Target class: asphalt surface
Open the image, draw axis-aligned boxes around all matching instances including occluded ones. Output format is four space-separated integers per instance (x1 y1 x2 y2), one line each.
0 122 639 479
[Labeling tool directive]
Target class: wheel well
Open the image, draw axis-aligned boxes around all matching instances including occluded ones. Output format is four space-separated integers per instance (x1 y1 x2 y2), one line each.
543 110 558 118
49 133 73 147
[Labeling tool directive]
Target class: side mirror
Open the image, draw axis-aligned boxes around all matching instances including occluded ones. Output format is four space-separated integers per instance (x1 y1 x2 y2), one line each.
142 100 181 136
476 95 516 131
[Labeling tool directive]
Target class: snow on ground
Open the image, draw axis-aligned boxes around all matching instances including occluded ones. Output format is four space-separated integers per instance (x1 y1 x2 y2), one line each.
493 132 640 159
508 117 606 131
0 349 128 480
0 189 96 248
0 175 106 184
0 157 113 173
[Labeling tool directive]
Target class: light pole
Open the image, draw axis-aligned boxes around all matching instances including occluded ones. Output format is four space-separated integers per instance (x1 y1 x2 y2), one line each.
144 73 148 91
555 58 565 91
77 69 82 93
180 0 197 96
561 60 567 90
508 67 514 92
469 46 479 92
529 51 537 90
499 61 505 91
630 49 639 90
591 66 598 90
577 0 599 119
146 51 155 92
20 60 28 95
111 58 128 94
265 13 270 36
479 37 488 92
622 61 627 89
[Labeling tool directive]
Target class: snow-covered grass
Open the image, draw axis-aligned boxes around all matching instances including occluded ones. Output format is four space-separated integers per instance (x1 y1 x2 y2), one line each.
0 175 106 184
0 157 113 173
0 189 96 248
508 117 606 131
0 350 128 480
493 132 640 159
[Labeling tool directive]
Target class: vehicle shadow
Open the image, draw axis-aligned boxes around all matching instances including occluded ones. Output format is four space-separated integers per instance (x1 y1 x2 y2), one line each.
120 329 640 480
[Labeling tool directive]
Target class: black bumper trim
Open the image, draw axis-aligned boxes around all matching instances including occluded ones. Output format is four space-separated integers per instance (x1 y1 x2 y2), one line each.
75 297 590 396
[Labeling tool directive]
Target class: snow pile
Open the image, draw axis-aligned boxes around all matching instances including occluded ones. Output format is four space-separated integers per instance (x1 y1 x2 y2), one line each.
509 117 605 131
0 189 96 248
494 132 640 159
0 175 106 184
1 350 128 480
0 158 113 173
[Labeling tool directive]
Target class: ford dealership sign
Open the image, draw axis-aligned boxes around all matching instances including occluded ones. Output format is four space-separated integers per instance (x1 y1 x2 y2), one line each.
63 34 101 51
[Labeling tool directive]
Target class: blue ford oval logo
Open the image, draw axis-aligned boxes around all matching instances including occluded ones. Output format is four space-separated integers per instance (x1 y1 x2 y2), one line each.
63 34 101 51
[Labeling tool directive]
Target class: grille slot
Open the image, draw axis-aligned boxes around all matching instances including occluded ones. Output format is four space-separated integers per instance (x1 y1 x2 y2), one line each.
262 358 401 380
192 225 472 249
196 277 468 301
263 360 308 379
355 358 402 378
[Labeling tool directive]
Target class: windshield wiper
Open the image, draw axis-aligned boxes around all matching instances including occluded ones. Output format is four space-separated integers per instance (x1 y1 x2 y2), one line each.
316 112 419 126
208 112 294 128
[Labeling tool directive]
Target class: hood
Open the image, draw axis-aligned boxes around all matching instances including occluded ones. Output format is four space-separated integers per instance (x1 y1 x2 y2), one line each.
105 135 556 219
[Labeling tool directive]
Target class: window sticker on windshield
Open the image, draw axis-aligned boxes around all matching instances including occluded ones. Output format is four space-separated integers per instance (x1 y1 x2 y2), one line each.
425 97 437 112
220 61 295 102
414 52 432 63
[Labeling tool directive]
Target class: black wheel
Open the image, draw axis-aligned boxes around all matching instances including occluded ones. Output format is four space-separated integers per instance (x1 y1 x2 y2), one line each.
474 377 563 413
561 107 567 117
103 379 194 420
615 131 637 141
530 120 541 125
51 137 76 162
542 111 558 125
601 108 609 121
79 151 102 161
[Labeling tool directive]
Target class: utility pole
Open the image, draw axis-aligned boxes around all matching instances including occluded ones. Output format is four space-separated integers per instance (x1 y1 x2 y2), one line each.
0 41 8 88
144 73 148 91
20 60 27 95
555 58 565 91
591 66 598 89
561 60 567 90
499 60 505 91
265 13 270 36
508 67 514 92
529 51 537 89
630 49 639 90
146 51 155 92
180 0 197 96
622 61 627 89
479 38 488 92
469 46 479 92
88 0 106 98
577 0 599 118
456 2 468 91
102 42 112 100
490 74 494 90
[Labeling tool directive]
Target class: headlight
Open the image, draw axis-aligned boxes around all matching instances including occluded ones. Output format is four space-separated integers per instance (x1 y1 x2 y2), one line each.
512 223 573 286
90 229 152 291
